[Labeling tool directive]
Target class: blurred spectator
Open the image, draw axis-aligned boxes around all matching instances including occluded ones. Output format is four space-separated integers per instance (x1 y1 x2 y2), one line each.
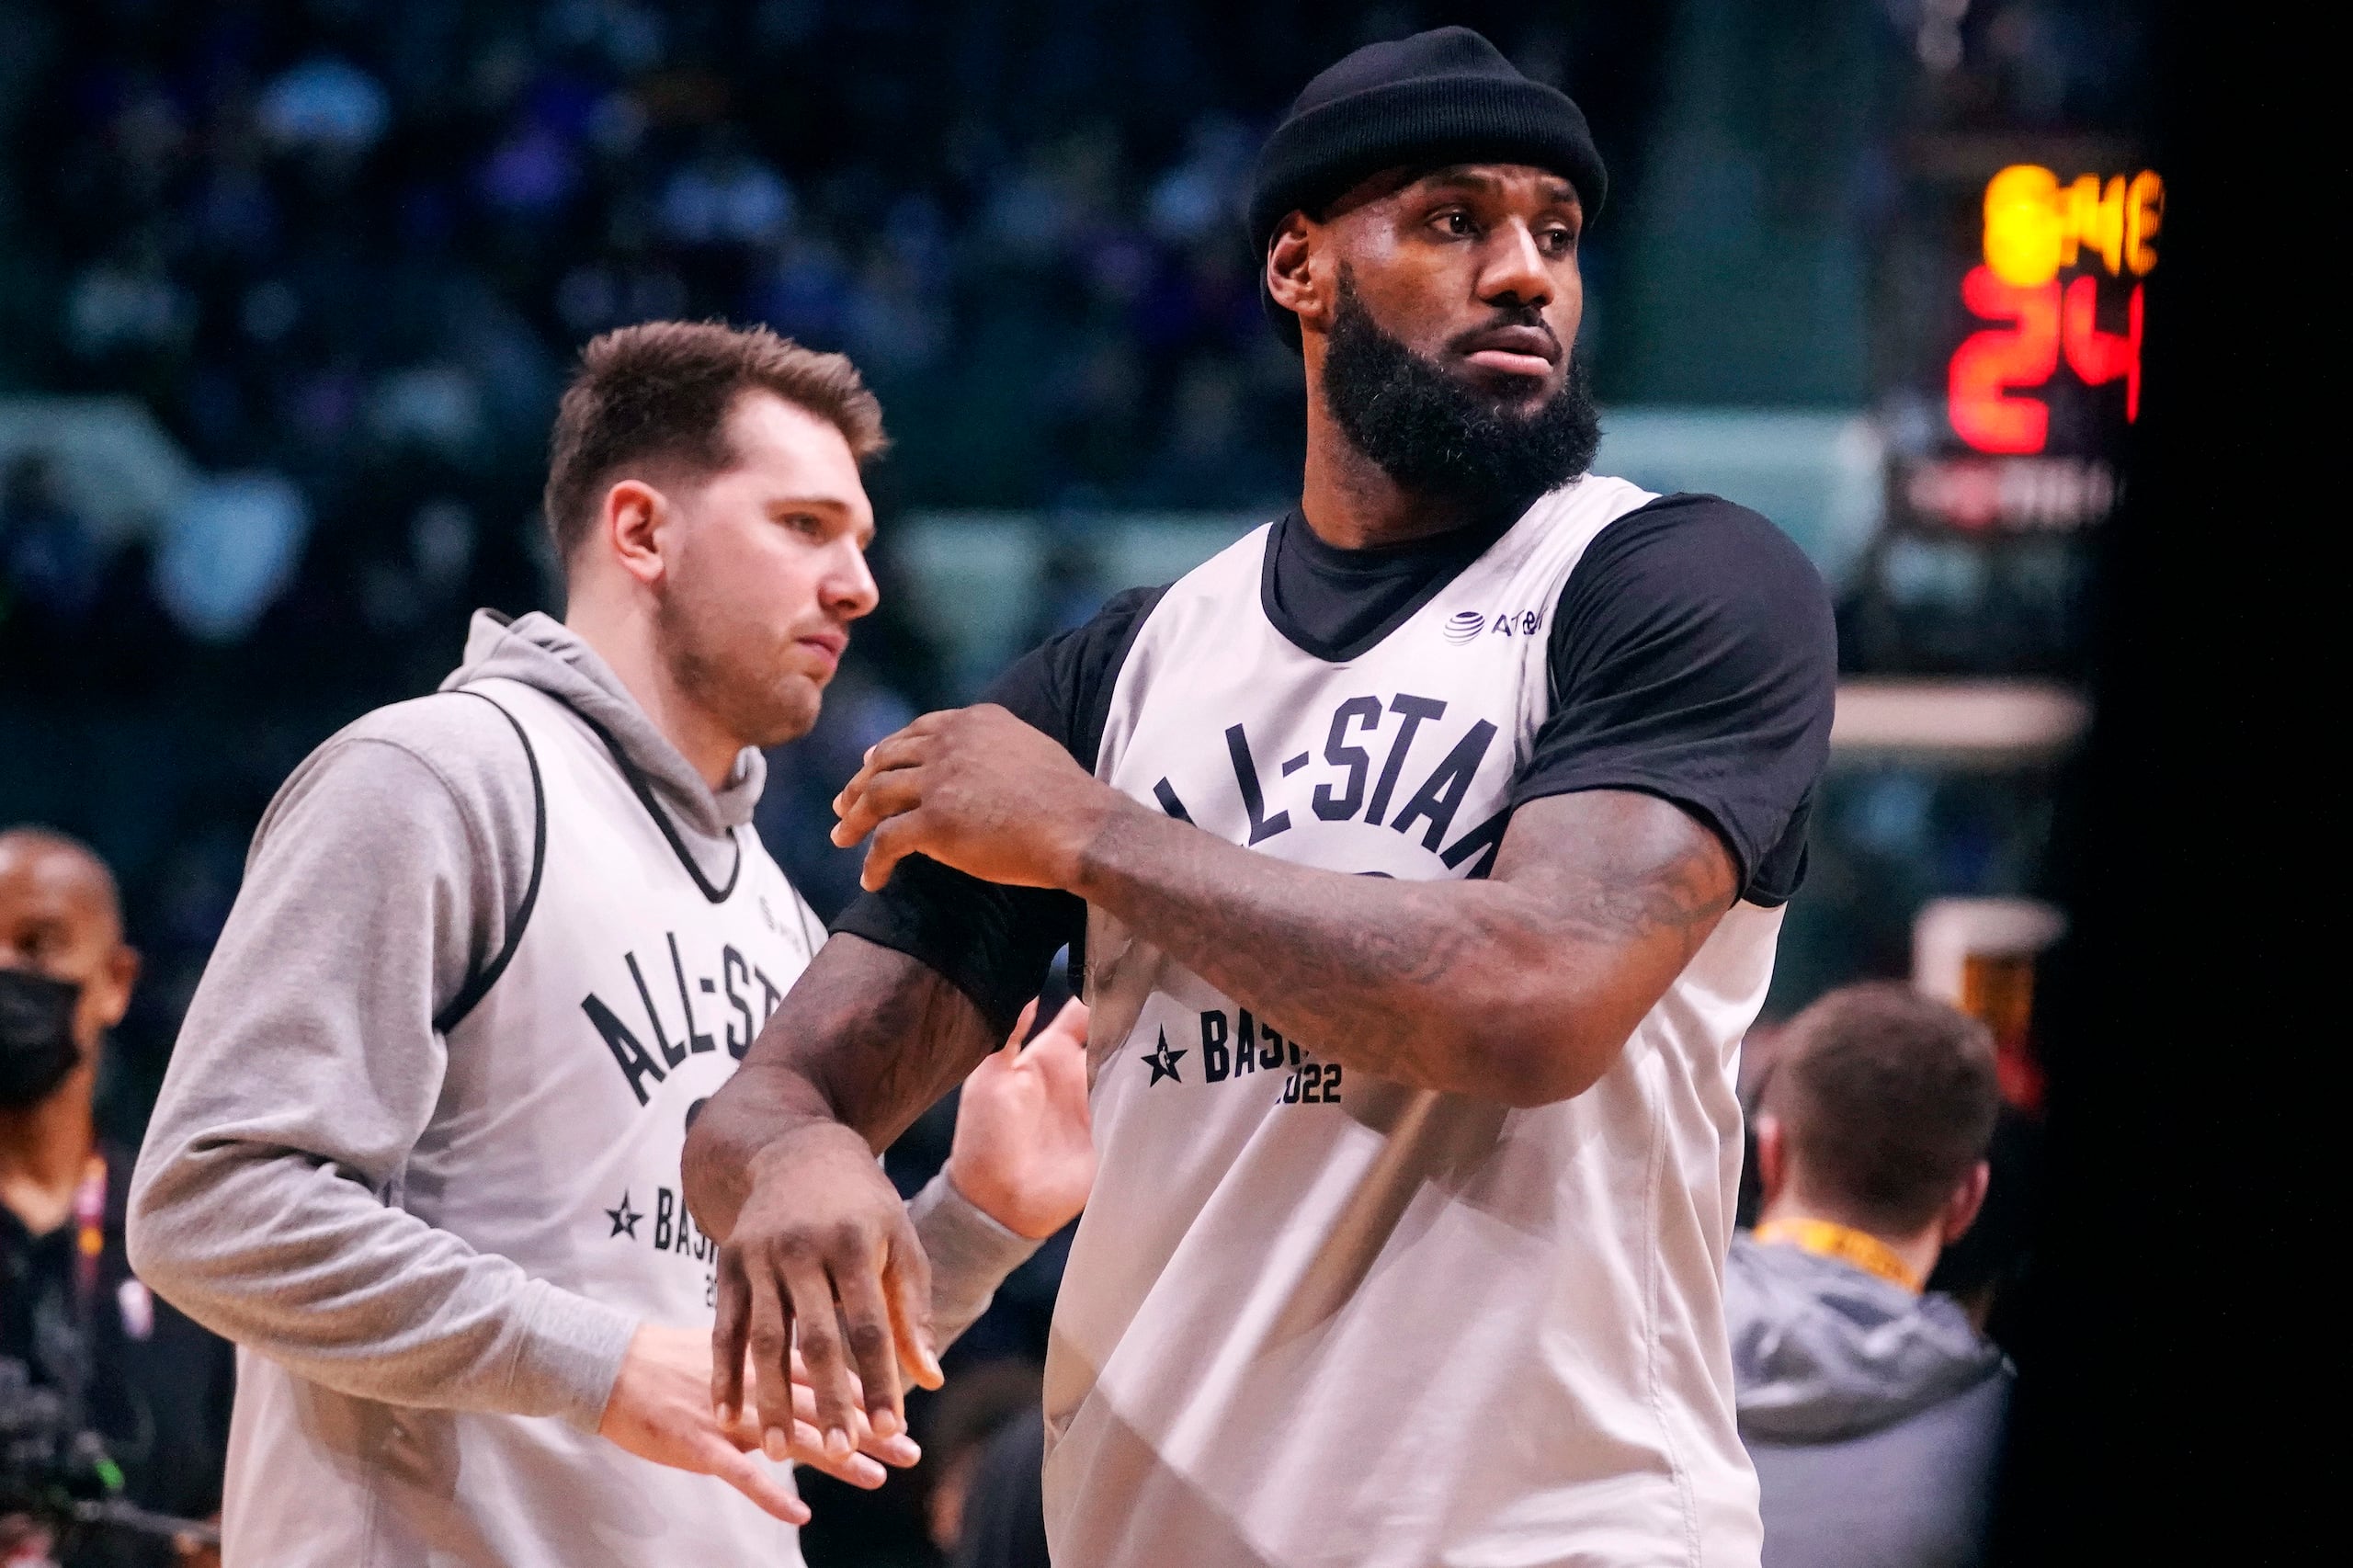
656 133 793 248
0 456 192 703
150 475 311 645
1920 1101 2036 1343
2 827 233 1567
255 58 391 160
1730 982 2009 1568
918 1358 1045 1566
948 1405 1050 1568
1 458 103 628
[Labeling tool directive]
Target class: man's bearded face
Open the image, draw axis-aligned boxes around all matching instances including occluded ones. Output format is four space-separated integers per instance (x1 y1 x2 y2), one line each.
1321 267 1600 508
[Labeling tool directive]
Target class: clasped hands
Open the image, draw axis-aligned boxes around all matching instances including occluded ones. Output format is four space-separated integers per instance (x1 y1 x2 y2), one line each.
696 976 1094 1517
597 1323 919 1525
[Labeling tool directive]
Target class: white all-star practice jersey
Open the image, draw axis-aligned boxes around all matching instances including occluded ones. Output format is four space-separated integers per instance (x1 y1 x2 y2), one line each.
1046 476 1780 1568
222 677 824 1568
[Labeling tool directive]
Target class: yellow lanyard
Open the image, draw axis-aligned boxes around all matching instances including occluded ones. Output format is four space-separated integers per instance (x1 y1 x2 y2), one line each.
73 1152 108 1311
1754 1217 1923 1293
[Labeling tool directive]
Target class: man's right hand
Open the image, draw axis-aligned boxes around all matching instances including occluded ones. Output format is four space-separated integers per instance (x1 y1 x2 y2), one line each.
597 1322 921 1526
710 1123 944 1464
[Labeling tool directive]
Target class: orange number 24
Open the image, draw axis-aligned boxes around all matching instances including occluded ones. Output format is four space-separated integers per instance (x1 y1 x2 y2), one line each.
1949 266 2143 453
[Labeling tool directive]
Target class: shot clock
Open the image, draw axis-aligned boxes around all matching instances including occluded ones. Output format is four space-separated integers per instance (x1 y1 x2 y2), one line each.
1894 160 2160 542
1838 139 2157 676
1952 165 2160 453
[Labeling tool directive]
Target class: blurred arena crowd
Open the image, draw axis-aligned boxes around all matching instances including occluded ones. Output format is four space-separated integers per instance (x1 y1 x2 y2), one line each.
0 0 1670 1106
0 0 2143 1062
0 2 1715 1234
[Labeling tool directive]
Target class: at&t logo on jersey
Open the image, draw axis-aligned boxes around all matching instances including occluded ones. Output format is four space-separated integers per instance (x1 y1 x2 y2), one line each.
1443 608 1545 643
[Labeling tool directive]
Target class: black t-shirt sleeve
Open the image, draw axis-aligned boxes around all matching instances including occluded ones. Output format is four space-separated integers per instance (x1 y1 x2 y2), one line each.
1511 493 1836 905
830 585 1169 1032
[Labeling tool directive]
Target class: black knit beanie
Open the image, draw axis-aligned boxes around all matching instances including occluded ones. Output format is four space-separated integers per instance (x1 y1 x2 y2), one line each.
1247 27 1608 348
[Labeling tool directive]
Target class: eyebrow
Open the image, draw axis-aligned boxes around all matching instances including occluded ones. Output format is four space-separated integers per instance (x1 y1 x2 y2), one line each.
770 495 875 545
1419 168 1582 208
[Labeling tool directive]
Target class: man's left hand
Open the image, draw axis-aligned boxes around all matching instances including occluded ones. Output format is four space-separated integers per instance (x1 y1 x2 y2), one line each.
831 705 1126 892
946 996 1094 1239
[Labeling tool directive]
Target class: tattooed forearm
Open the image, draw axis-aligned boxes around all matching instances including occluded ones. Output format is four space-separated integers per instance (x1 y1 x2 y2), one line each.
1073 789 1735 1106
797 942 998 1143
682 935 998 1239
1524 812 1736 954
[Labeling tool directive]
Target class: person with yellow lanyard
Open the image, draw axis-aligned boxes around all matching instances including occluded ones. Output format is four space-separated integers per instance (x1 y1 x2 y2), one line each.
1727 982 2014 1568
2 827 234 1567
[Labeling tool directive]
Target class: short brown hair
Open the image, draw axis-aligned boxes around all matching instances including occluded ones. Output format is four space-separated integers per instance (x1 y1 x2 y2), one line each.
1762 983 2001 1233
542 320 887 563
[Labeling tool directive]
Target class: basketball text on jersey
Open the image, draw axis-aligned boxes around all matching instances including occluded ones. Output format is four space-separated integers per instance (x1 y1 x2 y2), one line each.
1136 1007 1343 1103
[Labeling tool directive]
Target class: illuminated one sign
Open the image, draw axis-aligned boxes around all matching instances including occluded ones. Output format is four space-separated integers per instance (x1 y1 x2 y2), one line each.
1949 165 2158 454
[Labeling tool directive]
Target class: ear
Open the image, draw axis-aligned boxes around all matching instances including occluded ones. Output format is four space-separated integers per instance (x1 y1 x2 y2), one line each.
1940 1159 1991 1245
1265 214 1330 335
600 479 670 587
97 941 139 1026
83 932 139 1030
1752 1115 1788 1207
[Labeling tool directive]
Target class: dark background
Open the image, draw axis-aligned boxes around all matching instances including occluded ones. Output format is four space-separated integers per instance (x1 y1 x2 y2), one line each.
1986 8 2311 1562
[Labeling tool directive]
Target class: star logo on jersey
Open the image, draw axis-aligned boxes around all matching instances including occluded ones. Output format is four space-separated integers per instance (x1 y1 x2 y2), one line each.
1142 1028 1187 1085
606 1191 642 1239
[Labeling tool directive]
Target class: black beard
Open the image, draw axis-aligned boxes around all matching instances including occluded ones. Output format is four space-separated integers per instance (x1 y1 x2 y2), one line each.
1321 274 1600 510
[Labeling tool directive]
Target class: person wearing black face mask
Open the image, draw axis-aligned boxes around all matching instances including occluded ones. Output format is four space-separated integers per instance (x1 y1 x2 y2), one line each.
2 827 232 1568
0 969 82 1108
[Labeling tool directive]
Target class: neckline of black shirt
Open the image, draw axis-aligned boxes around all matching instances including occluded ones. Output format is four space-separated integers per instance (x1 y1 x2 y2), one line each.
1258 505 1522 663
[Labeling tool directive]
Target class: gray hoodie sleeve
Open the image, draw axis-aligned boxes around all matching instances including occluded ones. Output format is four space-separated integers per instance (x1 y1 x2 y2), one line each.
909 1170 1043 1348
130 693 1040 1432
129 698 641 1432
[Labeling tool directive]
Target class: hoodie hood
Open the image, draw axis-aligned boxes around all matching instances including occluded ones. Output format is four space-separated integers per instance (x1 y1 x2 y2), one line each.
1726 1233 2008 1445
442 610 764 882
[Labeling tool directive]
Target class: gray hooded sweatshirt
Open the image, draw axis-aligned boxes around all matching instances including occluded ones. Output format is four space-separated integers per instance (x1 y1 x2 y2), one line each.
129 611 1038 1562
1726 1234 2012 1568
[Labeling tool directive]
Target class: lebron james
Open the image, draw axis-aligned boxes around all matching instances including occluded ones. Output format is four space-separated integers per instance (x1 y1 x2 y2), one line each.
688 28 1836 1568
